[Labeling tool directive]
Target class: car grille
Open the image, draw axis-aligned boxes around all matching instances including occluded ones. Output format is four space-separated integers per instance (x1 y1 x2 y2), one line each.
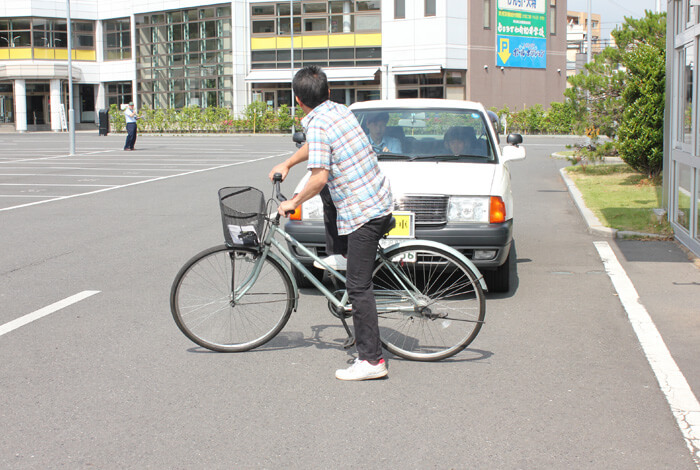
395 195 448 225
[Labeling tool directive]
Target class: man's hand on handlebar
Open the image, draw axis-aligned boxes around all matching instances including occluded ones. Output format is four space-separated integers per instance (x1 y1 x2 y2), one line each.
268 163 289 182
277 200 297 217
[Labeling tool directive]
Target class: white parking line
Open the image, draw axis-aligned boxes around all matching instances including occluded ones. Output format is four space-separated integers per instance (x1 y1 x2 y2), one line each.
0 290 100 337
0 152 290 212
594 241 700 467
0 183 115 187
0 149 117 164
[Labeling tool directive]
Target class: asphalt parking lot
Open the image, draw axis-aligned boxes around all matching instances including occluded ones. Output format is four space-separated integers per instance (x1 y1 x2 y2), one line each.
0 131 293 212
1 131 699 468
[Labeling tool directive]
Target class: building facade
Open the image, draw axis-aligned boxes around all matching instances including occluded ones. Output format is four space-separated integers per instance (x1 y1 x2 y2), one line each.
665 0 700 256
565 10 602 79
0 0 567 133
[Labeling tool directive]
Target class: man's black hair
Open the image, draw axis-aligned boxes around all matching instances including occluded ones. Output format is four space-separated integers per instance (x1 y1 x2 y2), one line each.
293 65 330 110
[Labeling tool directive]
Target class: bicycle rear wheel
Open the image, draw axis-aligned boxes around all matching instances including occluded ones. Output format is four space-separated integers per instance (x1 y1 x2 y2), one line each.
373 244 486 361
171 245 294 352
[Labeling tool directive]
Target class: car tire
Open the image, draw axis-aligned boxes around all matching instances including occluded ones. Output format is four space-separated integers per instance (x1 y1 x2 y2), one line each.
291 264 324 288
483 255 511 293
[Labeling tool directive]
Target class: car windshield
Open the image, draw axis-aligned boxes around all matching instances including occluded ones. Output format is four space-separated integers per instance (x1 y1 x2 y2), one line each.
352 108 496 163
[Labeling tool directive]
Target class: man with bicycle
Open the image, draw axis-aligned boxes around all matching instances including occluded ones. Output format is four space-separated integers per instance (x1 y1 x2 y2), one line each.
270 65 393 381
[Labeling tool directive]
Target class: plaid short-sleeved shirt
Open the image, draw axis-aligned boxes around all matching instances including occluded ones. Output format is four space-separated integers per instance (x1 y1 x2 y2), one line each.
302 100 392 235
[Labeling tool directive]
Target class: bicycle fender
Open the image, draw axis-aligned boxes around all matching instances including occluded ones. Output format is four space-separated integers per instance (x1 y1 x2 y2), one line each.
265 250 300 310
380 239 488 291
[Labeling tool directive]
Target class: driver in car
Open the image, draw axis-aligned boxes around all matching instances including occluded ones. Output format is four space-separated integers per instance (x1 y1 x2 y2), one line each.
366 112 402 154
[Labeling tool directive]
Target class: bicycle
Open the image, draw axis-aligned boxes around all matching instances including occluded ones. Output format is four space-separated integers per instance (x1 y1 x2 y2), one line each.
170 174 487 361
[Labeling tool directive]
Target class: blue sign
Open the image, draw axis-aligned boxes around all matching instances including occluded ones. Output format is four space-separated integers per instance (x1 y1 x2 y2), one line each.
496 35 547 69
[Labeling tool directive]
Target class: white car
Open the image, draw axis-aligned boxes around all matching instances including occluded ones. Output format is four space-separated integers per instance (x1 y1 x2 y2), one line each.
285 99 525 292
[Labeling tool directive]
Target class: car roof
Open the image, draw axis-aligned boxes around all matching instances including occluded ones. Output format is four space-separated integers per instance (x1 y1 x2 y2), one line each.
349 99 487 113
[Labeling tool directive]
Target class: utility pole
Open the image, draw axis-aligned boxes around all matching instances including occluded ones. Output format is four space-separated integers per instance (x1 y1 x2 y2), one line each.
66 0 75 155
290 0 295 133
586 0 592 65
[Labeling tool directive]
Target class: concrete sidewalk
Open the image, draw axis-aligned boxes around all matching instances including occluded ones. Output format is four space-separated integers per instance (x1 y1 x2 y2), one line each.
559 164 700 442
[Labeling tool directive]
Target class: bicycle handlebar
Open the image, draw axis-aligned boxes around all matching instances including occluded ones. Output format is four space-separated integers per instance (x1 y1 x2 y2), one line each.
272 172 294 219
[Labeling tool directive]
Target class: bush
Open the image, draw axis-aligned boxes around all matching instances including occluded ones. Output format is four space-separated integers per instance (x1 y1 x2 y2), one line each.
108 104 125 132
491 101 575 135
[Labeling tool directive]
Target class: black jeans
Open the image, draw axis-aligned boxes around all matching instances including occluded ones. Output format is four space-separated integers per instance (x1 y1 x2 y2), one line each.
124 122 138 150
346 213 393 362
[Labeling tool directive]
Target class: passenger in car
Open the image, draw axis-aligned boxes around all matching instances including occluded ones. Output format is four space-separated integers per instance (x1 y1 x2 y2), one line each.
444 126 489 156
365 112 402 154
444 126 474 155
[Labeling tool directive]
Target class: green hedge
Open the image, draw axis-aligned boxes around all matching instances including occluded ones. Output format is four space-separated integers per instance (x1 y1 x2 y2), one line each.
490 101 577 135
107 102 304 134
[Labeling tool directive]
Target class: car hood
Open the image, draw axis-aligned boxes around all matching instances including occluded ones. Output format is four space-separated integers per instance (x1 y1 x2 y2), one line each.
379 161 497 196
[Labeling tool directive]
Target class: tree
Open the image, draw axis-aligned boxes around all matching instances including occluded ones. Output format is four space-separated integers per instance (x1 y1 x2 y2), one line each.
616 43 666 177
565 47 626 138
565 11 666 139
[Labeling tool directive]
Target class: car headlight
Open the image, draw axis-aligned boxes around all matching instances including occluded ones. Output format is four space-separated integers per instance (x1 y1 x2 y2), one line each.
447 197 490 222
301 195 324 220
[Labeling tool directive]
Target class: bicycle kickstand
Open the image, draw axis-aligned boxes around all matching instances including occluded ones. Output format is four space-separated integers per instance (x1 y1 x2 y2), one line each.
330 276 355 349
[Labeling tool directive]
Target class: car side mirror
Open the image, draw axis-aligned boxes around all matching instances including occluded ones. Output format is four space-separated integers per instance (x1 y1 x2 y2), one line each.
293 131 306 148
506 133 523 147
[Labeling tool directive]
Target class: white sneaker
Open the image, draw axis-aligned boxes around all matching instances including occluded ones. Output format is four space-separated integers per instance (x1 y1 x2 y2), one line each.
313 254 347 271
335 358 388 381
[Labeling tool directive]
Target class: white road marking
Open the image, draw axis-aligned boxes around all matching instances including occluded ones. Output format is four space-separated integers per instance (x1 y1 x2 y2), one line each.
0 173 153 178
0 183 115 187
0 195 63 198
0 152 290 212
0 149 116 164
0 290 100 337
594 241 700 467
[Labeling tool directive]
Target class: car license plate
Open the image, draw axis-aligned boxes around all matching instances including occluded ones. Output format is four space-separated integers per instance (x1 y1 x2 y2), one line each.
386 211 415 238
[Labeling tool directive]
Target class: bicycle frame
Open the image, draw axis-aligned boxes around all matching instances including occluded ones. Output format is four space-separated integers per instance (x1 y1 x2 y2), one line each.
231 213 426 315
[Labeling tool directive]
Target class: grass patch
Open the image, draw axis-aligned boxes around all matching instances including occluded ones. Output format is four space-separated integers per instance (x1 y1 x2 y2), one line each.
566 164 673 236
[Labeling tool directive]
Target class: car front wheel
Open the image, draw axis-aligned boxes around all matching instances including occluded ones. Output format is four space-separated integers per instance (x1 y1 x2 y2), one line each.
483 254 511 293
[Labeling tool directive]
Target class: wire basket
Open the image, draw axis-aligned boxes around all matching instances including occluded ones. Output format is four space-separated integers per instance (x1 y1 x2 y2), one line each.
218 187 266 247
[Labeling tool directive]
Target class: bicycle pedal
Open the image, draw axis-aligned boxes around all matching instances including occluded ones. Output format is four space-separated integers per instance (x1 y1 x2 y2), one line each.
342 336 356 349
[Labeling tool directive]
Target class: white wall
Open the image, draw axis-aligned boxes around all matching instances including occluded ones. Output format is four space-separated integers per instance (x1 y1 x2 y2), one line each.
382 0 467 70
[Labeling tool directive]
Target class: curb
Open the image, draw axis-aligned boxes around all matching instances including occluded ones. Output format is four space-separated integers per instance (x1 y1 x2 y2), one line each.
558 167 669 240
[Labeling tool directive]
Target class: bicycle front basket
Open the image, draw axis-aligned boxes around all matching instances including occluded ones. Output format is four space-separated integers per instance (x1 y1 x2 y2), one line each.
218 186 266 247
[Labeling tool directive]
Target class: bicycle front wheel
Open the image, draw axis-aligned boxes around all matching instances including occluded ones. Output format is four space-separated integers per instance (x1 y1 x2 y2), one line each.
373 244 486 361
170 245 295 352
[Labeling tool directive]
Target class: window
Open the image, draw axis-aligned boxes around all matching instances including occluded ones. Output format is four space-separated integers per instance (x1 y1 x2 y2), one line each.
135 3 232 108
73 22 94 48
0 82 14 123
104 18 131 60
425 0 436 17
483 0 491 29
0 19 36 48
252 1 379 35
676 163 692 231
676 43 695 147
251 46 381 68
0 18 94 59
395 71 464 100
549 1 557 35
395 0 406 19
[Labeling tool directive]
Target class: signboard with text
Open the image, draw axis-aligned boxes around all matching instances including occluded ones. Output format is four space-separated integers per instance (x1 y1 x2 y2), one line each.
496 0 547 69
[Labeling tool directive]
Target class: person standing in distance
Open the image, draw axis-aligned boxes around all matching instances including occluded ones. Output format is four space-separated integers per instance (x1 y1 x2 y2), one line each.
270 65 393 381
123 102 139 151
